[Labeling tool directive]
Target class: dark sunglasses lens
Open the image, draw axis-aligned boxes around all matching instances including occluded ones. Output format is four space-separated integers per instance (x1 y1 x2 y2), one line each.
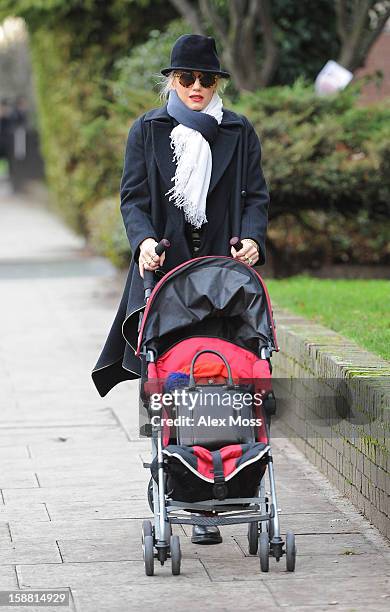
178 72 195 87
200 74 217 88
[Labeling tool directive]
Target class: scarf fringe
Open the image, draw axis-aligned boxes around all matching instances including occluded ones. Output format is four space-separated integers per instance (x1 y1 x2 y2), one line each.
165 130 207 229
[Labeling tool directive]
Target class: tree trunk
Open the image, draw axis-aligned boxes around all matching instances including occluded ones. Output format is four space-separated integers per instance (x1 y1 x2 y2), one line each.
335 0 390 72
168 0 281 92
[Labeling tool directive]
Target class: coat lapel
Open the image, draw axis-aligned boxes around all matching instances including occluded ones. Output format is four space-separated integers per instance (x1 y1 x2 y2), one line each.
147 106 241 195
208 127 239 194
151 121 177 192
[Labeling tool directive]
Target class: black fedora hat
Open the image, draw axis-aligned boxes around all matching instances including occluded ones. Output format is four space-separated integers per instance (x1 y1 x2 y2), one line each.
161 34 230 79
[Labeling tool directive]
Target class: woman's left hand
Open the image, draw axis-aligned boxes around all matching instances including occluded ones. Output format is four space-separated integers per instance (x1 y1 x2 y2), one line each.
230 238 259 266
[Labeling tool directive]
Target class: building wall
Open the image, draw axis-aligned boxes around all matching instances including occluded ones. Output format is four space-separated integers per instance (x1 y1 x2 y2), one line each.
356 30 390 104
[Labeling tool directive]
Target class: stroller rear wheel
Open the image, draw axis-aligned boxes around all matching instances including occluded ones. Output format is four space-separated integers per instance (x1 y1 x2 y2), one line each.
170 535 181 575
143 535 154 576
147 478 154 512
261 517 274 541
285 531 296 572
247 522 259 555
259 531 270 572
142 519 153 542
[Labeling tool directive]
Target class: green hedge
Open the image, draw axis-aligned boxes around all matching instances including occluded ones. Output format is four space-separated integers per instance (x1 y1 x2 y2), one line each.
234 80 390 221
29 24 159 233
86 196 129 268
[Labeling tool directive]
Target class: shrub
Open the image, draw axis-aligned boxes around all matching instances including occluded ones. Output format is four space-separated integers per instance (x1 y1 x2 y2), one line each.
113 18 188 97
234 80 390 222
86 196 130 268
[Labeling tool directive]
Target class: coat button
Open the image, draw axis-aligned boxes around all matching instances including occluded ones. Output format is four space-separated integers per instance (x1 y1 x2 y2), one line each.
241 190 247 197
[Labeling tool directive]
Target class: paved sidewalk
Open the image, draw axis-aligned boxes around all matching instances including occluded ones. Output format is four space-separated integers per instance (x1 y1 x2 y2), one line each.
0 185 389 612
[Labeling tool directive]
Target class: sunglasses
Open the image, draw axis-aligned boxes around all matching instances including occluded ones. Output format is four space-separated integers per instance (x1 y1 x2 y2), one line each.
174 71 218 89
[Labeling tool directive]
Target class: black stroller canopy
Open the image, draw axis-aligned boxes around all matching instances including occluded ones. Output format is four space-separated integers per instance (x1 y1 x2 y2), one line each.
138 257 277 356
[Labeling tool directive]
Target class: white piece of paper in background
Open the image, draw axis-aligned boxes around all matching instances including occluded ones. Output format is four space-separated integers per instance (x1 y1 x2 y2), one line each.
315 60 353 96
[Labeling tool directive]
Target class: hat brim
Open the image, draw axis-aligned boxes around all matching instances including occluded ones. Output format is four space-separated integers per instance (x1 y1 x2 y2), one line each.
161 66 230 79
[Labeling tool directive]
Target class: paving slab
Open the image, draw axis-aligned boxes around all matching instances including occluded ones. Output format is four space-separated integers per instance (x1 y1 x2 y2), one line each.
267 576 390 607
2 485 145 505
33 469 144 488
70 583 278 612
235 532 384 556
0 504 49 523
0 540 62 565
0 472 39 489
0 604 76 612
9 518 151 543
0 565 19 588
16 558 209 588
0 425 126 446
0 524 12 545
0 447 29 459
56 529 240 564
45 500 151 521
202 553 390 581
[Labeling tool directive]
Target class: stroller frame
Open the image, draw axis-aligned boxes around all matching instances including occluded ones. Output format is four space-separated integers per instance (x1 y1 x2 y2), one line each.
138 250 296 575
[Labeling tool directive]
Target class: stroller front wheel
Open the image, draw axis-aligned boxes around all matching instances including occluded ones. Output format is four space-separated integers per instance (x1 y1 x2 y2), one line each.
142 519 153 542
259 531 270 572
285 531 296 572
247 522 259 555
143 535 154 576
170 535 181 575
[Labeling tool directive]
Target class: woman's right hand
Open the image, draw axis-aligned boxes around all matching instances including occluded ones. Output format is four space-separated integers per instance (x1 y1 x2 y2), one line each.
139 238 165 279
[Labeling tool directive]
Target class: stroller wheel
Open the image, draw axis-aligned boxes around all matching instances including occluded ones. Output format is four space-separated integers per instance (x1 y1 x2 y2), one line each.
142 520 153 542
143 535 154 576
170 535 181 576
259 531 269 573
267 518 274 541
147 477 154 512
285 531 296 572
260 518 273 540
247 522 259 555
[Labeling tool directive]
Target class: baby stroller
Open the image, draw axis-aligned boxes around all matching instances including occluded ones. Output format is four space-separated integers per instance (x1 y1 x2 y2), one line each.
137 239 296 576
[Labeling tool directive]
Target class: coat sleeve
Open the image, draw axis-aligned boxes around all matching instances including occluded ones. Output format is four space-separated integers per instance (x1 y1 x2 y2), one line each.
120 116 158 262
240 117 270 265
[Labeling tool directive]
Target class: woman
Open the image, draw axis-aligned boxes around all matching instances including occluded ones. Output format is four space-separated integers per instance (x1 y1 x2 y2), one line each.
91 34 269 542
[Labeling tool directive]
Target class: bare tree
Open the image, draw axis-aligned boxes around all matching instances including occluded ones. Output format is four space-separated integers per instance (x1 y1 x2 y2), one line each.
335 0 390 71
168 0 280 91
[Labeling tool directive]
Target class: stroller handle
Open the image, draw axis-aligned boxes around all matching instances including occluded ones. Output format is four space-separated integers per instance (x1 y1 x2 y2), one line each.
143 238 170 300
230 236 244 252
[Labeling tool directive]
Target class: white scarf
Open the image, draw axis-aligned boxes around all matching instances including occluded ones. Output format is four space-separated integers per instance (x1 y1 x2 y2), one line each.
165 92 223 229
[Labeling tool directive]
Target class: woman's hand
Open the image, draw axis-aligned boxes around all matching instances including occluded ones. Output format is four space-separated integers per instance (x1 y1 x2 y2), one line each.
230 238 259 266
139 238 166 279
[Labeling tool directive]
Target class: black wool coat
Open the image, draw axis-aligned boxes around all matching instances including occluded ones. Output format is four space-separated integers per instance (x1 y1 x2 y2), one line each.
92 103 269 397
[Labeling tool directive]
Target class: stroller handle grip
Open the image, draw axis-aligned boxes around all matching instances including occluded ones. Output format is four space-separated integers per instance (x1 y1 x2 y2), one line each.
189 349 234 389
230 237 244 252
154 238 170 256
143 238 170 299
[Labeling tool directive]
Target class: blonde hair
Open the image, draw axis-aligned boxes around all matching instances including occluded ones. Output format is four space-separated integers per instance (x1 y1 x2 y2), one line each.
154 71 228 103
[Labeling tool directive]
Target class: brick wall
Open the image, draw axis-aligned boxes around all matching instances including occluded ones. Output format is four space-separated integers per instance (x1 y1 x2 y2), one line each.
271 307 390 539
